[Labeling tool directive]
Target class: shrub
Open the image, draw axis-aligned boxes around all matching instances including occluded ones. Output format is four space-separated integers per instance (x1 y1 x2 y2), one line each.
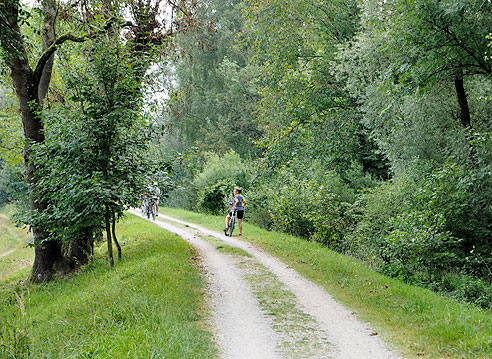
439 273 492 310
244 186 273 229
380 210 459 284
346 160 434 263
197 179 234 215
193 150 251 213
258 167 354 248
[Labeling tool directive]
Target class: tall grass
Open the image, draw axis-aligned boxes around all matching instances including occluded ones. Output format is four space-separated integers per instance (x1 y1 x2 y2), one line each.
161 207 492 359
0 214 216 358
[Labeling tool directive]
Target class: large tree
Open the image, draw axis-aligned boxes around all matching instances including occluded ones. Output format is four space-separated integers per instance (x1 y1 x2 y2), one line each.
167 0 261 158
0 0 86 281
0 0 195 281
337 0 492 168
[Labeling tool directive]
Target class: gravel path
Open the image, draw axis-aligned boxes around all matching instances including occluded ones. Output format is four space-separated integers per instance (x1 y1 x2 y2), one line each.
0 248 16 258
130 210 401 359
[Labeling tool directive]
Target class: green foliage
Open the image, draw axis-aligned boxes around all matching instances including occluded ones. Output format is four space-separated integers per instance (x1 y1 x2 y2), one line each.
167 0 261 158
245 0 388 182
162 149 205 210
348 154 492 308
30 33 151 243
249 162 357 248
0 159 26 206
439 273 492 310
337 0 492 171
0 85 23 167
239 0 389 259
418 158 492 280
376 0 492 83
381 210 457 284
193 150 251 214
328 0 492 307
0 84 26 207
346 161 432 260
242 186 272 230
198 179 234 215
268 179 350 246
193 150 251 190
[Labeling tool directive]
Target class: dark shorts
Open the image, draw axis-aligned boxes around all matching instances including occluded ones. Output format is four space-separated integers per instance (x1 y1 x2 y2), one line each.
230 209 244 219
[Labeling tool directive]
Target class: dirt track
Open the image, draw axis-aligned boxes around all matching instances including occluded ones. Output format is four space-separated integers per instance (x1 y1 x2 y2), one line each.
130 210 401 359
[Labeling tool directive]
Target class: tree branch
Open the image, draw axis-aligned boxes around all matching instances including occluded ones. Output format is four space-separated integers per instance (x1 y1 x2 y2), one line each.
427 18 492 75
33 33 86 83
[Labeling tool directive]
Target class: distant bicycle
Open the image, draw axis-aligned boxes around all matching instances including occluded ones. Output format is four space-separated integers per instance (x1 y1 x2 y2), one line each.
141 196 150 218
226 206 238 237
149 196 158 220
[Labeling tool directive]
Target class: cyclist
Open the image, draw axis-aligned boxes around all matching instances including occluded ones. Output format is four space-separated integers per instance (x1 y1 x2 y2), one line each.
152 182 161 216
224 187 246 236
140 186 151 217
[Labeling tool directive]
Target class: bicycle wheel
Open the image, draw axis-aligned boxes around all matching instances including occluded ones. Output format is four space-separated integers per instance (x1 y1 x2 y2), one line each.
228 216 235 237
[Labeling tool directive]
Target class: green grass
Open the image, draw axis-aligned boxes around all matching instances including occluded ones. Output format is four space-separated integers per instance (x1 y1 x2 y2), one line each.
236 258 334 359
216 244 251 257
160 207 492 359
0 213 216 359
0 204 34 282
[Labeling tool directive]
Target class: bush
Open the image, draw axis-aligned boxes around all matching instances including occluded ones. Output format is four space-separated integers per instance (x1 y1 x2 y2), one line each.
380 210 459 284
347 153 492 307
193 150 251 213
244 186 273 229
254 166 355 248
346 160 434 263
439 273 492 310
197 179 234 215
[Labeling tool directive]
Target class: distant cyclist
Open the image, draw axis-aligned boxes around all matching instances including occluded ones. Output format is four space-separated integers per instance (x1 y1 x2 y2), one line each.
152 182 160 216
224 187 246 236
140 186 151 217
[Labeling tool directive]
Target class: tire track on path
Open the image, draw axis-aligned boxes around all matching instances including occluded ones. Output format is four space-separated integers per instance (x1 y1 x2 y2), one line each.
131 210 401 358
130 209 279 359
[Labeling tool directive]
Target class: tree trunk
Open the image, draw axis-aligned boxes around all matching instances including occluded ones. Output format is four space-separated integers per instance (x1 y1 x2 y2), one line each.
38 0 57 103
112 212 122 260
69 229 93 266
105 209 114 267
1 0 64 282
454 74 471 129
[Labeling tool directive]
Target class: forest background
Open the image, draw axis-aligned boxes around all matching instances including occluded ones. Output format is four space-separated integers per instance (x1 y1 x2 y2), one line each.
1 0 492 309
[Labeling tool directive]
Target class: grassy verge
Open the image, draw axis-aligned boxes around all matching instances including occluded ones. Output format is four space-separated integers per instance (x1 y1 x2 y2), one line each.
0 204 33 282
161 207 492 359
0 213 216 359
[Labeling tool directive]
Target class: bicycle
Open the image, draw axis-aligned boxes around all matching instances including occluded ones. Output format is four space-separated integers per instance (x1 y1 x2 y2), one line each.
226 206 238 237
141 196 150 218
149 196 158 220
